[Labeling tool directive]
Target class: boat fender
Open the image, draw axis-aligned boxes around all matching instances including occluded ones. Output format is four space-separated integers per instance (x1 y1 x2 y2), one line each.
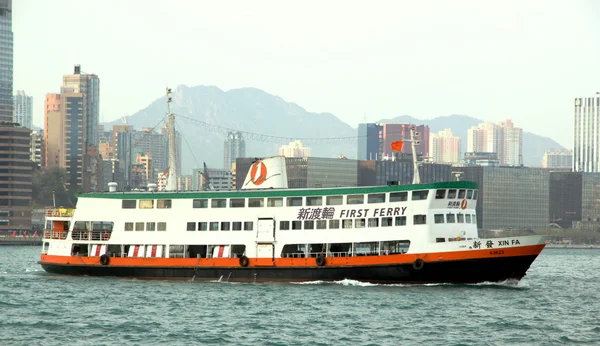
100 254 110 266
316 254 326 267
239 255 249 268
413 258 424 271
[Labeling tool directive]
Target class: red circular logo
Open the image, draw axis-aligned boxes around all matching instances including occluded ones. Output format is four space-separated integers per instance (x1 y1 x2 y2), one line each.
460 199 468 210
250 161 267 185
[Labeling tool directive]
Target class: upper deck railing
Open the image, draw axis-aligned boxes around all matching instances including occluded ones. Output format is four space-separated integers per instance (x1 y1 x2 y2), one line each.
45 208 75 218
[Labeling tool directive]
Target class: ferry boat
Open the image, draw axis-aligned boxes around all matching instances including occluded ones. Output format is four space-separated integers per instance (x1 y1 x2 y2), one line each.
38 90 548 284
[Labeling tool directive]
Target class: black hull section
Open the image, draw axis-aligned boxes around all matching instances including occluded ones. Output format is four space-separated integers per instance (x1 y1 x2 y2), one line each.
40 254 540 284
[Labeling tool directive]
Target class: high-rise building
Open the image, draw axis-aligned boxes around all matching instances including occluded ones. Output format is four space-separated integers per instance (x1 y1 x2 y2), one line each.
223 131 245 169
0 1 13 123
429 128 462 163
30 130 44 167
62 65 100 148
13 90 32 129
357 123 429 160
117 128 168 187
279 140 312 158
573 95 600 172
192 168 232 191
467 120 522 166
358 123 382 160
542 149 572 169
43 94 61 167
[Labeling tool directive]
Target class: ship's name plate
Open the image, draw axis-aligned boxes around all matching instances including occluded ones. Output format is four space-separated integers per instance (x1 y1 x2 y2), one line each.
296 207 407 220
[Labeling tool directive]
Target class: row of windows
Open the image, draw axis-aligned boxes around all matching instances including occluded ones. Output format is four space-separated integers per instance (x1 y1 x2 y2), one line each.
186 221 254 231
122 199 172 209
279 216 413 230
435 189 478 200
434 213 477 224
124 222 167 231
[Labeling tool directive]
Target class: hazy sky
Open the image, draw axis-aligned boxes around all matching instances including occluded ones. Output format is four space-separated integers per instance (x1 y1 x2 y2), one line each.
13 0 600 148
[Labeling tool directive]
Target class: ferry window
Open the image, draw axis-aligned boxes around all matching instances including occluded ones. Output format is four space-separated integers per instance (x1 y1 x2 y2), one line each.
368 218 379 227
157 199 171 209
209 222 219 231
446 214 456 223
390 192 408 202
135 222 145 231
471 214 477 224
139 200 154 209
291 221 302 230
457 214 465 223
122 200 136 209
186 222 196 231
434 214 444 224
412 190 429 201
436 238 445 243
306 196 322 206
280 221 290 230
244 221 254 231
413 215 427 225
73 221 88 231
395 216 407 226
230 199 245 208
382 217 392 227
157 222 167 231
329 220 340 229
198 222 208 231
342 219 353 229
347 195 364 205
146 222 156 231
435 190 446 199
193 199 208 208
287 197 303 207
304 221 314 230
368 193 385 204
355 219 366 228
221 222 230 231
326 196 343 205
458 189 466 199
232 222 242 231
466 190 473 199
316 220 327 229
124 222 134 231
465 214 472 223
211 199 227 208
447 189 457 199
472 191 478 201
249 198 264 207
267 198 283 207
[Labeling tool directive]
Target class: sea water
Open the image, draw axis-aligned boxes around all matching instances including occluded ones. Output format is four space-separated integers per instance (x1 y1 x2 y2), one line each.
0 247 599 346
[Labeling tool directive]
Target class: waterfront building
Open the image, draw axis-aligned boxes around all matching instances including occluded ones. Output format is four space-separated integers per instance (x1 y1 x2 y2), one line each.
0 123 32 235
467 120 522 166
223 131 245 169
0 0 13 123
549 172 600 229
429 128 461 163
573 94 600 172
279 140 312 158
13 90 32 129
542 149 572 169
357 123 382 160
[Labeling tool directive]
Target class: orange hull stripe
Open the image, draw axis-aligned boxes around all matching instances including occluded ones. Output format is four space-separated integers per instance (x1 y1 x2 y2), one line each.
40 244 544 268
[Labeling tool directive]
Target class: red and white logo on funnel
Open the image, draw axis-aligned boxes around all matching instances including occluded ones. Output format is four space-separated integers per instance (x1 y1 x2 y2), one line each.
249 161 267 185
460 199 468 210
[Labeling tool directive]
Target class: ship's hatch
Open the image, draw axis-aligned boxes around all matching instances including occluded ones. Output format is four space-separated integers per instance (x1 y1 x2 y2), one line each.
256 218 275 242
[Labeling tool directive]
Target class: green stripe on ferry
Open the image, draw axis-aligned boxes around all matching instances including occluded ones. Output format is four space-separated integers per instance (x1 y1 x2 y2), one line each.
78 181 477 200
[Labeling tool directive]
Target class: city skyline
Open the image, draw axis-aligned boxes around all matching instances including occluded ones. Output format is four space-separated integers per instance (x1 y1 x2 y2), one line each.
12 1 600 149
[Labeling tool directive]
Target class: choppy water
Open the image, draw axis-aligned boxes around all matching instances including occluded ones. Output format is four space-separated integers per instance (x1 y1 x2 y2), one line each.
1 247 599 346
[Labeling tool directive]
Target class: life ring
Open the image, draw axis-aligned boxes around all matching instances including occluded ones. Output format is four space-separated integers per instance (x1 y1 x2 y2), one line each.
316 254 326 267
239 255 249 267
102 232 110 241
412 258 424 271
100 254 110 266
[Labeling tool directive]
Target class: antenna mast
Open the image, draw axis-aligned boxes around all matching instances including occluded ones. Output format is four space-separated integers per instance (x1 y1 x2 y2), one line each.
410 126 421 184
166 87 178 191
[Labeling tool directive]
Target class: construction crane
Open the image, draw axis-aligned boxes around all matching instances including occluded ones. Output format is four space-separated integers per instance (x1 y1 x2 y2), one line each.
201 162 214 191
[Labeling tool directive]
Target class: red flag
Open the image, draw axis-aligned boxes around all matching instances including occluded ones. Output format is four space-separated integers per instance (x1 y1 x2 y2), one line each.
391 141 404 151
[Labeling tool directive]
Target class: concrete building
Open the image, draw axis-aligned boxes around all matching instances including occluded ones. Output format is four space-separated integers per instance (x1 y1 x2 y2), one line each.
117 128 169 188
177 175 193 191
43 94 61 167
467 120 522 166
30 130 44 167
452 166 549 231
357 123 429 161
224 131 245 170
62 64 100 148
13 90 32 129
357 123 382 160
0 0 12 123
192 167 232 190
101 159 124 192
549 172 600 229
279 140 312 158
429 128 461 163
542 149 572 169
0 123 32 235
573 94 600 172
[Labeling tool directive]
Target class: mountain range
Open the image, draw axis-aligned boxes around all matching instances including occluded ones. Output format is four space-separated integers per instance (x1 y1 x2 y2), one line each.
103 85 564 173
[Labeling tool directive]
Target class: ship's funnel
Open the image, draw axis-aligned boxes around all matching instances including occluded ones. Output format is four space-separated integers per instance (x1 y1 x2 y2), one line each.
242 156 288 190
